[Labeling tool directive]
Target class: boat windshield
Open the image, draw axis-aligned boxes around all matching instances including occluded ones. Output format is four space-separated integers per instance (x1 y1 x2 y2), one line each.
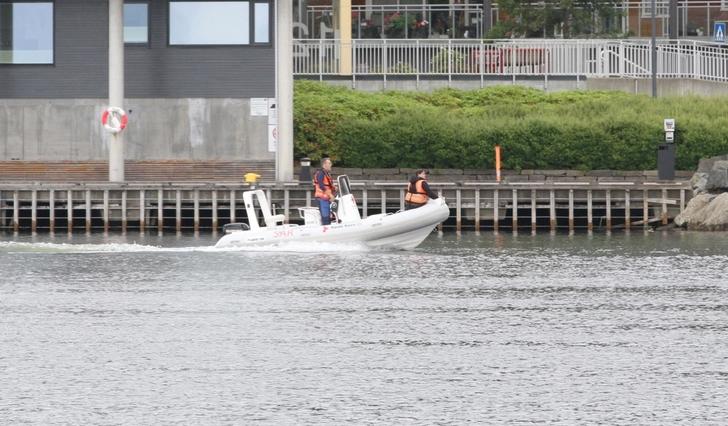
337 175 352 196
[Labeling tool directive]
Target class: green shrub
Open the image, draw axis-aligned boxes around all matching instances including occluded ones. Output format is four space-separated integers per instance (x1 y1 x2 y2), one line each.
294 81 728 170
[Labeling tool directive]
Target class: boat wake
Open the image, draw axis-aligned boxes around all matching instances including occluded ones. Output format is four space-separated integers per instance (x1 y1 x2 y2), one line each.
0 240 372 254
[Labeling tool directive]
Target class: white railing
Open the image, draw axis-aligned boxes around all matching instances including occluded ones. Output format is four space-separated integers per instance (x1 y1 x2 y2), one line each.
293 39 728 82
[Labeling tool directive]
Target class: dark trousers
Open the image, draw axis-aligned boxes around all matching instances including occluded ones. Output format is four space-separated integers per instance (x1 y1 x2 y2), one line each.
405 202 425 211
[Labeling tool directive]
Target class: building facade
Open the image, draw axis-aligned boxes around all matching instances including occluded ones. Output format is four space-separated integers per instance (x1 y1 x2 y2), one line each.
0 0 276 162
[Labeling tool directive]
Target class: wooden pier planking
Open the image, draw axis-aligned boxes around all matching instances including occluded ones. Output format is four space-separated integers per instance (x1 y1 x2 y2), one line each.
0 181 690 234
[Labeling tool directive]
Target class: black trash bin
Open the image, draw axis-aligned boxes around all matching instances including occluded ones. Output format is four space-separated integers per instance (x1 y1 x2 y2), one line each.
299 157 311 182
657 143 676 181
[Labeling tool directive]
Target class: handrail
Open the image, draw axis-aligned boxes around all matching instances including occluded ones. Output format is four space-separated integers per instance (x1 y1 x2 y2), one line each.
293 38 728 83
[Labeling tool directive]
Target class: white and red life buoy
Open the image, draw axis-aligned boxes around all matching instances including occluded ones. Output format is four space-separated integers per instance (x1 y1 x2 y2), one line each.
101 106 128 134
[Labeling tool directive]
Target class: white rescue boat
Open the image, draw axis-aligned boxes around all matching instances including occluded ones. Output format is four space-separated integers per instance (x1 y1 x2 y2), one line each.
215 175 449 250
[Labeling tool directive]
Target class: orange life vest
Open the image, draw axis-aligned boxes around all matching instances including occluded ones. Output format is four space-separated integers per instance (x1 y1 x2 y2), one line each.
313 169 335 200
405 178 428 205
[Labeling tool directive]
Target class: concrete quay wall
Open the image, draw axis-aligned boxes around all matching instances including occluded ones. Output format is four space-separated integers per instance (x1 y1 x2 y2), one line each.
0 99 271 162
313 76 728 97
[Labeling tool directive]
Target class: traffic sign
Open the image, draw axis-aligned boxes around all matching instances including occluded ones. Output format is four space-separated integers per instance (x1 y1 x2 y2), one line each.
715 22 726 43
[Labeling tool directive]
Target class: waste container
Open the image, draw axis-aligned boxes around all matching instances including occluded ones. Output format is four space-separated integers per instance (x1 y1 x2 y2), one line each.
657 143 675 181
299 157 311 182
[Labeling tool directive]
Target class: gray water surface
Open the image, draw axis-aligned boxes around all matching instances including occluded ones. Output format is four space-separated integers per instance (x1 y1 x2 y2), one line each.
2 231 728 424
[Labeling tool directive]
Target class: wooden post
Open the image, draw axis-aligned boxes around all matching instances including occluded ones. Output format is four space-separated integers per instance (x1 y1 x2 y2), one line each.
85 189 92 233
13 191 19 233
229 189 236 223
31 190 37 233
530 189 537 233
212 189 218 232
400 189 405 211
362 188 368 218
493 189 499 233
193 189 199 232
157 189 164 233
306 190 311 208
49 189 55 233
103 190 109 233
511 189 518 232
568 189 574 233
587 190 593 231
381 190 387 214
176 189 182 232
284 189 290 223
679 189 685 213
474 189 480 232
624 189 631 230
121 190 127 234
605 189 612 231
437 189 444 232
643 189 649 229
549 189 556 231
661 188 668 225
67 190 73 234
456 188 462 232
139 190 145 233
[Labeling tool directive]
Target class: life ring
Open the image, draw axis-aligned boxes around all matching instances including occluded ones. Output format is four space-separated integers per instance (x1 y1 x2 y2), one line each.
101 107 128 133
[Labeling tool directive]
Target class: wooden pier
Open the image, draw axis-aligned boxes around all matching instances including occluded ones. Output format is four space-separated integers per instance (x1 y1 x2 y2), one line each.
0 181 690 234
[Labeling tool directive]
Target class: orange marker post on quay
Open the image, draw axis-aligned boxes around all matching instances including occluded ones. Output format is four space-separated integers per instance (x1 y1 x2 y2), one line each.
495 145 502 183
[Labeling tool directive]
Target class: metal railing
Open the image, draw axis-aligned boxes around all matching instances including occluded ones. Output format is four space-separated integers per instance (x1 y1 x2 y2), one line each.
293 38 728 82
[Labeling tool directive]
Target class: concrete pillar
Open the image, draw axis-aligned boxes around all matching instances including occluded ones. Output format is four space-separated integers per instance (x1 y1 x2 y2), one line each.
109 0 125 181
483 0 492 34
276 0 294 182
335 0 352 75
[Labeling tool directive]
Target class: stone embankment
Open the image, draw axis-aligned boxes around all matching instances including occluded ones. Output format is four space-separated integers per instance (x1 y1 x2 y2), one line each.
674 155 728 231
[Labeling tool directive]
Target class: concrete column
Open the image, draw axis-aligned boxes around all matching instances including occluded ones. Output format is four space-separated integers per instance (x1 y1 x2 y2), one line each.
336 0 352 75
109 0 125 181
276 0 294 182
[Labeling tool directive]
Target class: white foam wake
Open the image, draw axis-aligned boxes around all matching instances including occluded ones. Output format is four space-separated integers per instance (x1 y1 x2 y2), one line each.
0 240 371 254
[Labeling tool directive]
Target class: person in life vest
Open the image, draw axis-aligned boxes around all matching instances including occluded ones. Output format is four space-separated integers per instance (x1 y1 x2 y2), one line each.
405 168 439 210
313 157 337 225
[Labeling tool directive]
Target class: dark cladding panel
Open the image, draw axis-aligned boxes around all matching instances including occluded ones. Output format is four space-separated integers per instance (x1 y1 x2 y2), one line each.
0 0 275 99
0 0 108 98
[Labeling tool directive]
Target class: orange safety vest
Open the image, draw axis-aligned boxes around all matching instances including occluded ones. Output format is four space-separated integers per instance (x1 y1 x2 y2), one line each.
405 178 428 205
313 169 335 200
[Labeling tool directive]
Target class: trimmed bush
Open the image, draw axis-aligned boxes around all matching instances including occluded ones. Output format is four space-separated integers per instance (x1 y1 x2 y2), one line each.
294 81 728 170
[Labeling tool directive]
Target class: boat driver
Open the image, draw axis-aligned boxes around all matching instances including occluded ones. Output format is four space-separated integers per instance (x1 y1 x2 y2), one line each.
405 168 439 210
313 157 336 225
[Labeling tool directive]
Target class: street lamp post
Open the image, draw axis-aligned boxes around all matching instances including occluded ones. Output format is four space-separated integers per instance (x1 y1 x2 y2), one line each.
651 0 657 98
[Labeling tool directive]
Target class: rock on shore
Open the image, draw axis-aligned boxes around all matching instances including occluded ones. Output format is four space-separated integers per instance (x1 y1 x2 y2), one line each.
675 155 728 230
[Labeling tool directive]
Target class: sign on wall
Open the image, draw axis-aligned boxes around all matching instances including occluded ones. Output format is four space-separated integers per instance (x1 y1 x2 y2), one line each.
251 98 267 116
715 22 726 43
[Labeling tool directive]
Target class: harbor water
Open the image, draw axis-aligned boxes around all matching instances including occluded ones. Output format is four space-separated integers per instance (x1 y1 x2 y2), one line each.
2 231 728 424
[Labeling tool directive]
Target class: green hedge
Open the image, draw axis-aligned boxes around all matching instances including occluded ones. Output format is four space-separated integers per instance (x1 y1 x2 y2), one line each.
294 81 728 170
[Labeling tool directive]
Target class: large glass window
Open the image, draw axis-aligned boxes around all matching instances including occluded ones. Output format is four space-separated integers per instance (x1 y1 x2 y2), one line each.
170 1 250 45
254 2 269 43
169 1 270 45
0 2 53 64
124 2 149 44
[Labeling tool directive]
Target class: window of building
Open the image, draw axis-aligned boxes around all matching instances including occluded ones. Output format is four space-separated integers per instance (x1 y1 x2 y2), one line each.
169 1 271 45
0 1 54 64
640 0 668 18
124 2 149 44
254 2 270 43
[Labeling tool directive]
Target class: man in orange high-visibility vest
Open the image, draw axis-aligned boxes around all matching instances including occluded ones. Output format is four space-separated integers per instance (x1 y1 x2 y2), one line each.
405 169 438 210
313 157 336 225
